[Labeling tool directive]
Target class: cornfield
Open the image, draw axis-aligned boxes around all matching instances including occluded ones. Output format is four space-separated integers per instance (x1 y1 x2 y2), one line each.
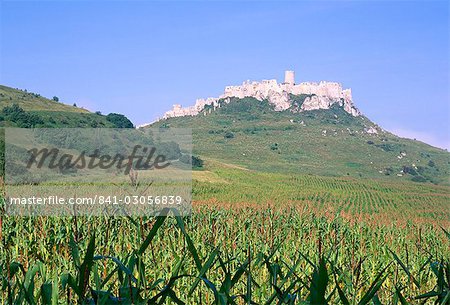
1 203 449 304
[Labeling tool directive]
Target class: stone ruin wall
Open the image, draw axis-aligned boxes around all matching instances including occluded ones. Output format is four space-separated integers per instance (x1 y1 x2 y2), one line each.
163 72 360 119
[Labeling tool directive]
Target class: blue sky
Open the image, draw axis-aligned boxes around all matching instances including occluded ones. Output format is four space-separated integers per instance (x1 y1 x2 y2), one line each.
1 1 449 149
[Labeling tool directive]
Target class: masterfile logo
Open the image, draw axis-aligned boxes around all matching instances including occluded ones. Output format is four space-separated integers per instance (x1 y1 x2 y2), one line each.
3 128 192 216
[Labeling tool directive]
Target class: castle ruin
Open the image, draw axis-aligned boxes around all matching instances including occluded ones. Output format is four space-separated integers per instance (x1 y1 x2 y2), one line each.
162 71 360 119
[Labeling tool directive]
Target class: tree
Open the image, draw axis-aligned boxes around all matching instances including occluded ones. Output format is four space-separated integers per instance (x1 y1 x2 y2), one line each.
52 96 59 102
106 113 134 128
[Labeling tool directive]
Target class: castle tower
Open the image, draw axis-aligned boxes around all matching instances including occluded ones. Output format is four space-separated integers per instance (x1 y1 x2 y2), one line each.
284 70 295 85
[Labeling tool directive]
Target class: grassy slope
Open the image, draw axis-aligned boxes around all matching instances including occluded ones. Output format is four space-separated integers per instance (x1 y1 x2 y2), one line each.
0 85 88 112
0 85 114 128
151 97 450 185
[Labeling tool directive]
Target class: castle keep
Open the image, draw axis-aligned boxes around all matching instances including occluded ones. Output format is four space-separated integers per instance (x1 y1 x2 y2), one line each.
163 71 360 119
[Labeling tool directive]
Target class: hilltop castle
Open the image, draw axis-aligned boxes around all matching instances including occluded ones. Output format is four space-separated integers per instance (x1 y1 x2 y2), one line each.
162 71 360 120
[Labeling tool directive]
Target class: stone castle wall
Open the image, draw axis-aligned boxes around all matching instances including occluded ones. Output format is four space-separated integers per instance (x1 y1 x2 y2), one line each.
163 71 360 119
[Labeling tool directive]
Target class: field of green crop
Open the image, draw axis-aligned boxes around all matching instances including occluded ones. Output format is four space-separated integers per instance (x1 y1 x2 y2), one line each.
1 164 449 304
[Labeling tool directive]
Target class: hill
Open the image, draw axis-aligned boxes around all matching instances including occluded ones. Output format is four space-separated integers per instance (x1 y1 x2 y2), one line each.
150 96 450 185
0 85 132 128
0 85 89 113
0 85 135 176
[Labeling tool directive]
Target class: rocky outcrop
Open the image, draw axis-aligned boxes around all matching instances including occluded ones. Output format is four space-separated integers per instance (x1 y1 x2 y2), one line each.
162 71 361 119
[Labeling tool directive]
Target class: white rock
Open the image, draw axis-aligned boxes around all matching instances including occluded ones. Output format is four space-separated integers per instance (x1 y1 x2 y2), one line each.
365 126 378 134
162 70 361 119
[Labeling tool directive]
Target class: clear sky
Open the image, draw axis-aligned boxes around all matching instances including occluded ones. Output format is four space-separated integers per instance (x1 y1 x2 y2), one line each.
1 1 449 149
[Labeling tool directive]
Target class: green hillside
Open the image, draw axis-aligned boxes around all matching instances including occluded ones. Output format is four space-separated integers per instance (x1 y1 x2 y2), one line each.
0 85 134 128
151 96 450 185
0 85 135 175
0 85 88 113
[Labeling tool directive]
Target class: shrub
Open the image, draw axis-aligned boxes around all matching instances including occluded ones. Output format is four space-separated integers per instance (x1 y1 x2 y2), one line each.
376 143 394 152
2 104 24 117
106 113 134 128
403 166 418 176
192 156 204 168
224 131 234 139
180 154 204 169
1 104 44 127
